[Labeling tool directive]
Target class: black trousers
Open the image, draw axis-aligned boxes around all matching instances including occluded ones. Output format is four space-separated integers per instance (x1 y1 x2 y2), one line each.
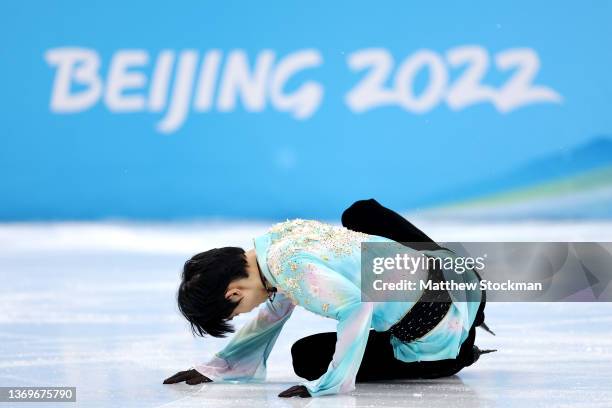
291 198 486 382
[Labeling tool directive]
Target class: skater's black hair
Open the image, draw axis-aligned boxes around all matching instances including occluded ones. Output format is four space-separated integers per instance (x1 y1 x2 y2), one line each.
177 247 249 338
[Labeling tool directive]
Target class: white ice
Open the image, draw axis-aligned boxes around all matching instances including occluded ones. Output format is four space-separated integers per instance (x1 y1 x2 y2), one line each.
1 219 612 407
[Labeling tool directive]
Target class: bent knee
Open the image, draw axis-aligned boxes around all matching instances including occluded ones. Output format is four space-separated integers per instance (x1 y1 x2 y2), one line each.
341 198 379 226
291 334 335 381
291 339 320 381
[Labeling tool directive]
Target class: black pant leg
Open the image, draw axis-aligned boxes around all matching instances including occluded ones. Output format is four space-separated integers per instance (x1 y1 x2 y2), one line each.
341 198 440 250
291 329 478 382
291 330 403 382
291 332 337 381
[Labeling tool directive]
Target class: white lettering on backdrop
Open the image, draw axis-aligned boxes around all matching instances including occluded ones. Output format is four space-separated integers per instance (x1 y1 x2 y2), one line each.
45 46 562 133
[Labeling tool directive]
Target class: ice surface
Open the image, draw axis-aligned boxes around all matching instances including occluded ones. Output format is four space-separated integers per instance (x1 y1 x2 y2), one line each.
1 220 612 407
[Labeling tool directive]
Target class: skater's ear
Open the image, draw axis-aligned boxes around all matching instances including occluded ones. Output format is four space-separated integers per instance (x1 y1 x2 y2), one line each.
225 288 242 302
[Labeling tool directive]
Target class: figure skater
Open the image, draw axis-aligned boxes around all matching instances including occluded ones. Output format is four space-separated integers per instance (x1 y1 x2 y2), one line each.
163 198 495 397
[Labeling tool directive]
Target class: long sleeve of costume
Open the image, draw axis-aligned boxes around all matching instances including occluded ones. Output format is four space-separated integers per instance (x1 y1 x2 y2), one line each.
285 255 375 397
194 293 295 382
302 300 373 396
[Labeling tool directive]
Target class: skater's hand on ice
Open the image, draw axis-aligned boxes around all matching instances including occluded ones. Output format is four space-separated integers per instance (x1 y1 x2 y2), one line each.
163 369 212 385
278 385 311 398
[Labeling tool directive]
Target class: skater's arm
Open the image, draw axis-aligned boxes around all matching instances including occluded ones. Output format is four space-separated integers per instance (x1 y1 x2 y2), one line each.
300 301 373 397
194 293 295 382
279 256 374 397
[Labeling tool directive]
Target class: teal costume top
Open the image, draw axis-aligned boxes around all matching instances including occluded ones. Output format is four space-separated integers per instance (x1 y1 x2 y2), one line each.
195 219 482 397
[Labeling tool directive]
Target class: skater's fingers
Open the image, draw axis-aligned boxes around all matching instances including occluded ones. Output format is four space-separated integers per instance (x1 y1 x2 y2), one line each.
279 385 310 398
163 370 192 384
278 385 310 398
186 373 211 385
163 371 187 384
185 375 208 385
278 386 299 397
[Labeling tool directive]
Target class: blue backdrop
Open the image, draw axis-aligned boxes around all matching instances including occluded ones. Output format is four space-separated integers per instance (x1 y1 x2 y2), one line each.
1 1 611 220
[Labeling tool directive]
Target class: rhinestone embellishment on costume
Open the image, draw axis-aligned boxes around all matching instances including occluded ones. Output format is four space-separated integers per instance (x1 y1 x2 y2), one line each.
267 219 370 277
265 219 371 304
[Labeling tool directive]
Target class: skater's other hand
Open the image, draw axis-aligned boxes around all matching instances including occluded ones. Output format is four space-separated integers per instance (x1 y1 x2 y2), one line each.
278 385 311 398
163 369 212 385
